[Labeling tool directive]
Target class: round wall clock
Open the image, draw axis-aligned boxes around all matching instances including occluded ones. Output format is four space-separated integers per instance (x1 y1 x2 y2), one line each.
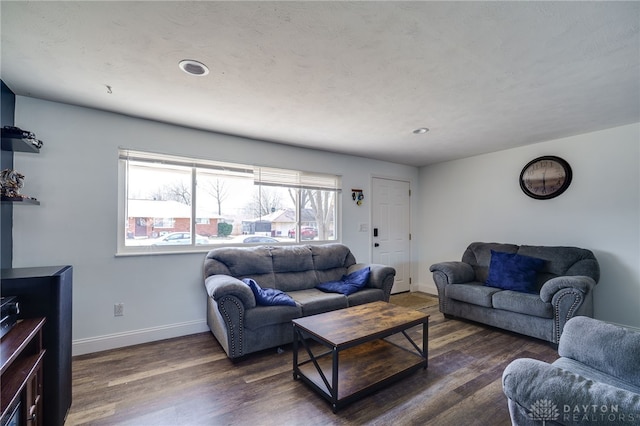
519 156 572 200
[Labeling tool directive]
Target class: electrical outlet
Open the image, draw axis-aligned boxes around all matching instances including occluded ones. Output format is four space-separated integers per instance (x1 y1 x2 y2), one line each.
114 303 124 317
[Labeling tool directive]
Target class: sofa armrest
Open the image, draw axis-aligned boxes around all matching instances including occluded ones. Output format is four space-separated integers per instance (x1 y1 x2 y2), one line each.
559 316 640 386
429 261 475 284
502 358 640 426
348 263 396 301
539 276 596 302
538 276 596 343
204 274 257 309
430 261 475 315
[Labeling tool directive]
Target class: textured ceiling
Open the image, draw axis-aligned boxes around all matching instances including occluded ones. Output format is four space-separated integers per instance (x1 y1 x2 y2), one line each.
1 1 638 166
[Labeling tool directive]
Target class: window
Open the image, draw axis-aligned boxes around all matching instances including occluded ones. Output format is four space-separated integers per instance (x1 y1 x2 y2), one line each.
118 149 341 253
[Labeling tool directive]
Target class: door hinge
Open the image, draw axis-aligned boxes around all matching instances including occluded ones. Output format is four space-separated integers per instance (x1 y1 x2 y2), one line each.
409 189 412 196
409 233 412 240
409 277 412 284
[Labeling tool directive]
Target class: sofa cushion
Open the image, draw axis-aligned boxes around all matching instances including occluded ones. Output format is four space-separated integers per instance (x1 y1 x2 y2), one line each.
271 245 314 272
287 288 348 316
244 304 302 331
462 242 519 283
310 243 356 270
347 288 386 306
492 290 553 318
267 246 319 291
206 246 274 277
242 278 296 307
446 283 501 308
273 270 319 292
518 245 600 281
311 244 355 283
316 267 370 296
485 250 545 294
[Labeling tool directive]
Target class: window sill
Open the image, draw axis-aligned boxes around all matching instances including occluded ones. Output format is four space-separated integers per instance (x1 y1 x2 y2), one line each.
115 240 340 257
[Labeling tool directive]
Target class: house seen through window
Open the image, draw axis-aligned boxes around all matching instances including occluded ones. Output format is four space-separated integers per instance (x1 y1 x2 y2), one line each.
118 149 340 252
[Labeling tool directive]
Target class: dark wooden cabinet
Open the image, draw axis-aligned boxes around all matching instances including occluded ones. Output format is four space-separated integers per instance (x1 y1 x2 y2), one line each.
1 317 46 426
1 267 72 426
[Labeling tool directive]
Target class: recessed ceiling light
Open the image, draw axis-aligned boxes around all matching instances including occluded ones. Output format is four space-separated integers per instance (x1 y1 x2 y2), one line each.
413 127 429 134
179 59 210 76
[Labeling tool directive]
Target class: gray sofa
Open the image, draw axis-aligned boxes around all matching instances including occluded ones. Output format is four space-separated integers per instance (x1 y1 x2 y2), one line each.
502 316 640 426
203 243 396 359
429 242 600 344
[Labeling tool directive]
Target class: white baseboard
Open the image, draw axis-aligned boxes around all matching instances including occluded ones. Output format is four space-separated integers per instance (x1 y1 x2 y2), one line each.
412 281 437 296
72 320 210 356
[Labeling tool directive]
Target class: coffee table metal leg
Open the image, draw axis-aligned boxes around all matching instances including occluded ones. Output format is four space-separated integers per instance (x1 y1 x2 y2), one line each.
293 328 337 403
332 346 339 412
423 320 428 369
393 320 428 369
292 324 299 379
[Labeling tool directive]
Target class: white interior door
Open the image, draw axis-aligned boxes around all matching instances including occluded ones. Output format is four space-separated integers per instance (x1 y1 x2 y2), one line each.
371 177 411 294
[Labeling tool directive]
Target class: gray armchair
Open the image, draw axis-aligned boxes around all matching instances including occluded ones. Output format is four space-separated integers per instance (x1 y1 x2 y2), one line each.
502 316 640 425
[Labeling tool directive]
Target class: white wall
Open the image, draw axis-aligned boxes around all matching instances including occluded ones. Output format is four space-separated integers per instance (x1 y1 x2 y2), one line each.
417 123 640 329
12 95 639 351
11 96 419 354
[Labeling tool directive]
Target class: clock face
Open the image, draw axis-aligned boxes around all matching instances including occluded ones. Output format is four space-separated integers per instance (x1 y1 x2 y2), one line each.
520 156 572 199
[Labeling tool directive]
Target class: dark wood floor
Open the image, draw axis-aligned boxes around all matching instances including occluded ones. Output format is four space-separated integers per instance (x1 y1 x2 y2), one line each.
65 293 558 425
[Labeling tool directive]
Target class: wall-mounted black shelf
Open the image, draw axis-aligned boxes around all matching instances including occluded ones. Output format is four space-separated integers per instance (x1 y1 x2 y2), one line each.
1 196 40 205
1 132 41 205
1 136 40 153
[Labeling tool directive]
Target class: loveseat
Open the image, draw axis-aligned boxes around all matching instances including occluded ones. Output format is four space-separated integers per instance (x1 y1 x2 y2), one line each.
429 242 600 344
502 316 640 426
203 243 396 359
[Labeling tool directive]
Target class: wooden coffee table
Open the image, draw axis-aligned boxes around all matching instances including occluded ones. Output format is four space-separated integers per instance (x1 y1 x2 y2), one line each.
292 301 428 412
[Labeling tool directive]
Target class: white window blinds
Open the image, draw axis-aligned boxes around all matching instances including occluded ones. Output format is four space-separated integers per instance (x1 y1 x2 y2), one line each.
119 149 253 178
254 167 341 191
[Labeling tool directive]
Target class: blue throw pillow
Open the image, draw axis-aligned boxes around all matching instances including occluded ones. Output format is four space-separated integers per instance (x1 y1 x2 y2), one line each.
485 250 545 294
316 267 371 296
242 278 296 307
